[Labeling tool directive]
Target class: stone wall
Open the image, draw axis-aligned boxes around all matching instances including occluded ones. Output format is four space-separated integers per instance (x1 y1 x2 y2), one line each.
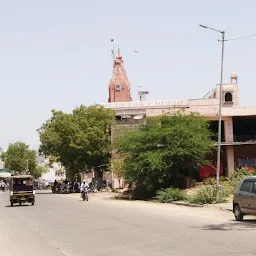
110 119 144 188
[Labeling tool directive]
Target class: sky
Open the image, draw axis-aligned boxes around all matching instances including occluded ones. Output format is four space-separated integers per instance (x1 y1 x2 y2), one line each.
0 0 256 150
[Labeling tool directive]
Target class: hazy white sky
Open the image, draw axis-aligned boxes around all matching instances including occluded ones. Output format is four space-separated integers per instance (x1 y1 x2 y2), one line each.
0 0 255 149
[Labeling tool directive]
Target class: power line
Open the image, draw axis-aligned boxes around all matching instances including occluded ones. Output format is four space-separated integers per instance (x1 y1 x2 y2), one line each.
227 33 256 41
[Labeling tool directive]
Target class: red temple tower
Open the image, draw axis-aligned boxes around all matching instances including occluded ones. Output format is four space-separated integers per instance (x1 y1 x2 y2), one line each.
108 48 132 103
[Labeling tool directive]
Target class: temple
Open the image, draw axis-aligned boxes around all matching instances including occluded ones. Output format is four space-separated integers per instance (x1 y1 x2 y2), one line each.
108 48 132 103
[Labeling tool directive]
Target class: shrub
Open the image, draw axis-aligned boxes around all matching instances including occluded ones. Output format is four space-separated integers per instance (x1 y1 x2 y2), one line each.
189 185 229 205
203 168 252 195
202 177 216 185
202 176 227 186
132 183 156 200
154 187 188 203
225 168 252 194
231 167 252 180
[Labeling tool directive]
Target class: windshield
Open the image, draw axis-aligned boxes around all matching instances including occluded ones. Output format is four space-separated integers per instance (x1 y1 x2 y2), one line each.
13 179 33 191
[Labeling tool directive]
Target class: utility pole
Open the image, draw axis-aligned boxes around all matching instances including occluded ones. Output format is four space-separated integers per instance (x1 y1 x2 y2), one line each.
199 24 225 201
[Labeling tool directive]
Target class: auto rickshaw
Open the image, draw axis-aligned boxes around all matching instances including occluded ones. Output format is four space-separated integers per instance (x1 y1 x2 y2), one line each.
9 175 35 207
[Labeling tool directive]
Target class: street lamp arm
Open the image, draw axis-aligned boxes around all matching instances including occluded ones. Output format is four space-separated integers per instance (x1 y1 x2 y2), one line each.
199 24 224 34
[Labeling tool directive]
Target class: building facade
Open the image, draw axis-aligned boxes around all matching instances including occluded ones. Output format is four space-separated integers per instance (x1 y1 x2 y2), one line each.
37 156 66 182
103 70 256 177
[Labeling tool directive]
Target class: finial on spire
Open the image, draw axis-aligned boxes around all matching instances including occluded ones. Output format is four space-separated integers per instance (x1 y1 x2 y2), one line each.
110 38 115 64
117 47 120 57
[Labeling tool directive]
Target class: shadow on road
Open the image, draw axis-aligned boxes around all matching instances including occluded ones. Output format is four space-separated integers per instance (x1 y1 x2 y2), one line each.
36 191 82 195
36 191 53 195
5 204 31 208
192 219 256 231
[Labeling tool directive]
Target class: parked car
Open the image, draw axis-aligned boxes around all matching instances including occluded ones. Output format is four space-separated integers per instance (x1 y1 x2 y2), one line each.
233 176 256 221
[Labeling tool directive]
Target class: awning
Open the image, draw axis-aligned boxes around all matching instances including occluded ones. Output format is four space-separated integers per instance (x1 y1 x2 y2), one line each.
0 172 11 178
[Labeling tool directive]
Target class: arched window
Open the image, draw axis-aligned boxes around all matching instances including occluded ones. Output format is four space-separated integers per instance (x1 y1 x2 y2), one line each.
225 92 233 102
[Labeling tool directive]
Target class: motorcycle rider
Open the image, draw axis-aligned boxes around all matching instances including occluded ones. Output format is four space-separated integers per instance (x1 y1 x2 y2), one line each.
80 180 89 194
0 180 6 192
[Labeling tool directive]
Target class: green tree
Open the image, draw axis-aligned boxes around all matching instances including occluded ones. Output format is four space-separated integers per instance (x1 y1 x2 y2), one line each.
1 142 45 177
116 111 214 199
38 105 115 177
34 165 48 179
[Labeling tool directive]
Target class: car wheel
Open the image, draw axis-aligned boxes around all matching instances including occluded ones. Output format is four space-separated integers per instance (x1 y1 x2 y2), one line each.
234 204 244 221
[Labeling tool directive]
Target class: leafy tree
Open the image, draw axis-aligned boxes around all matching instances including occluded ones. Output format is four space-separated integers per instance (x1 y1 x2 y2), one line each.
116 111 214 199
38 105 115 177
33 165 48 179
1 142 45 177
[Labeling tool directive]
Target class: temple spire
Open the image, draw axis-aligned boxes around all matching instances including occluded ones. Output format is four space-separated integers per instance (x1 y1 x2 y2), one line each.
108 48 132 103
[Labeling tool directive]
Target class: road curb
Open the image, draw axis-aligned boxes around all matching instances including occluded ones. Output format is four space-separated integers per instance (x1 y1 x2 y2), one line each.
170 201 204 207
66 192 234 212
171 201 233 212
219 207 233 212
115 194 132 200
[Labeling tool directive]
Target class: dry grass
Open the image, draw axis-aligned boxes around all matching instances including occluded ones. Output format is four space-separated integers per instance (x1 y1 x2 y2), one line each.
185 183 204 196
185 169 252 199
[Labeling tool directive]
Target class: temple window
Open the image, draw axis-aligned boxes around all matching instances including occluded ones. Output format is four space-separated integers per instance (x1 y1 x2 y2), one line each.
225 92 233 102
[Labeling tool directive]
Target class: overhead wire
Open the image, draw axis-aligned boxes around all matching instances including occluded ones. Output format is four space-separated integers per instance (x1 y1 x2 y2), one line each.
226 33 256 41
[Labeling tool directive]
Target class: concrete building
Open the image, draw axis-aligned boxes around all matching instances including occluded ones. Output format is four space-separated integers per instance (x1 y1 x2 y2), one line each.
102 51 256 177
0 159 4 170
37 156 66 182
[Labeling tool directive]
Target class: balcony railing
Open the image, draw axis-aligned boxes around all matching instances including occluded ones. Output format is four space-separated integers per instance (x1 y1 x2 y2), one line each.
112 119 145 125
234 134 256 142
101 100 189 109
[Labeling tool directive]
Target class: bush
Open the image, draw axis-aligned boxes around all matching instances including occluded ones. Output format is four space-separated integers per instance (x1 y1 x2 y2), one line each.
154 187 188 203
202 168 252 195
202 176 227 186
225 168 252 194
231 167 252 180
188 185 229 205
132 183 156 200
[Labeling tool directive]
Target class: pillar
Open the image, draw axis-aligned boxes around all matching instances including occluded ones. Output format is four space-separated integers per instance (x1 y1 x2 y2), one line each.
226 146 235 177
224 117 234 176
224 117 234 143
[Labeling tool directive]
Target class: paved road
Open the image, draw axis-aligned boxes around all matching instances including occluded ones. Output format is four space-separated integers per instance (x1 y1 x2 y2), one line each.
1 192 256 256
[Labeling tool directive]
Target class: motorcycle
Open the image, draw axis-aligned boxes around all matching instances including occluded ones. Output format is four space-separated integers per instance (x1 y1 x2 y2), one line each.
89 184 98 193
52 183 62 193
81 188 89 201
52 186 57 193
62 184 70 194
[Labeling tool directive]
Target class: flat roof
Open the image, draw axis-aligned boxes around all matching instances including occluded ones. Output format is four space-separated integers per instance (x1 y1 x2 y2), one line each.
11 175 34 179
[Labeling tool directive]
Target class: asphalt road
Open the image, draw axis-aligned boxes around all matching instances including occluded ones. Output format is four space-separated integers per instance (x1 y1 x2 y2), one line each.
1 191 256 256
